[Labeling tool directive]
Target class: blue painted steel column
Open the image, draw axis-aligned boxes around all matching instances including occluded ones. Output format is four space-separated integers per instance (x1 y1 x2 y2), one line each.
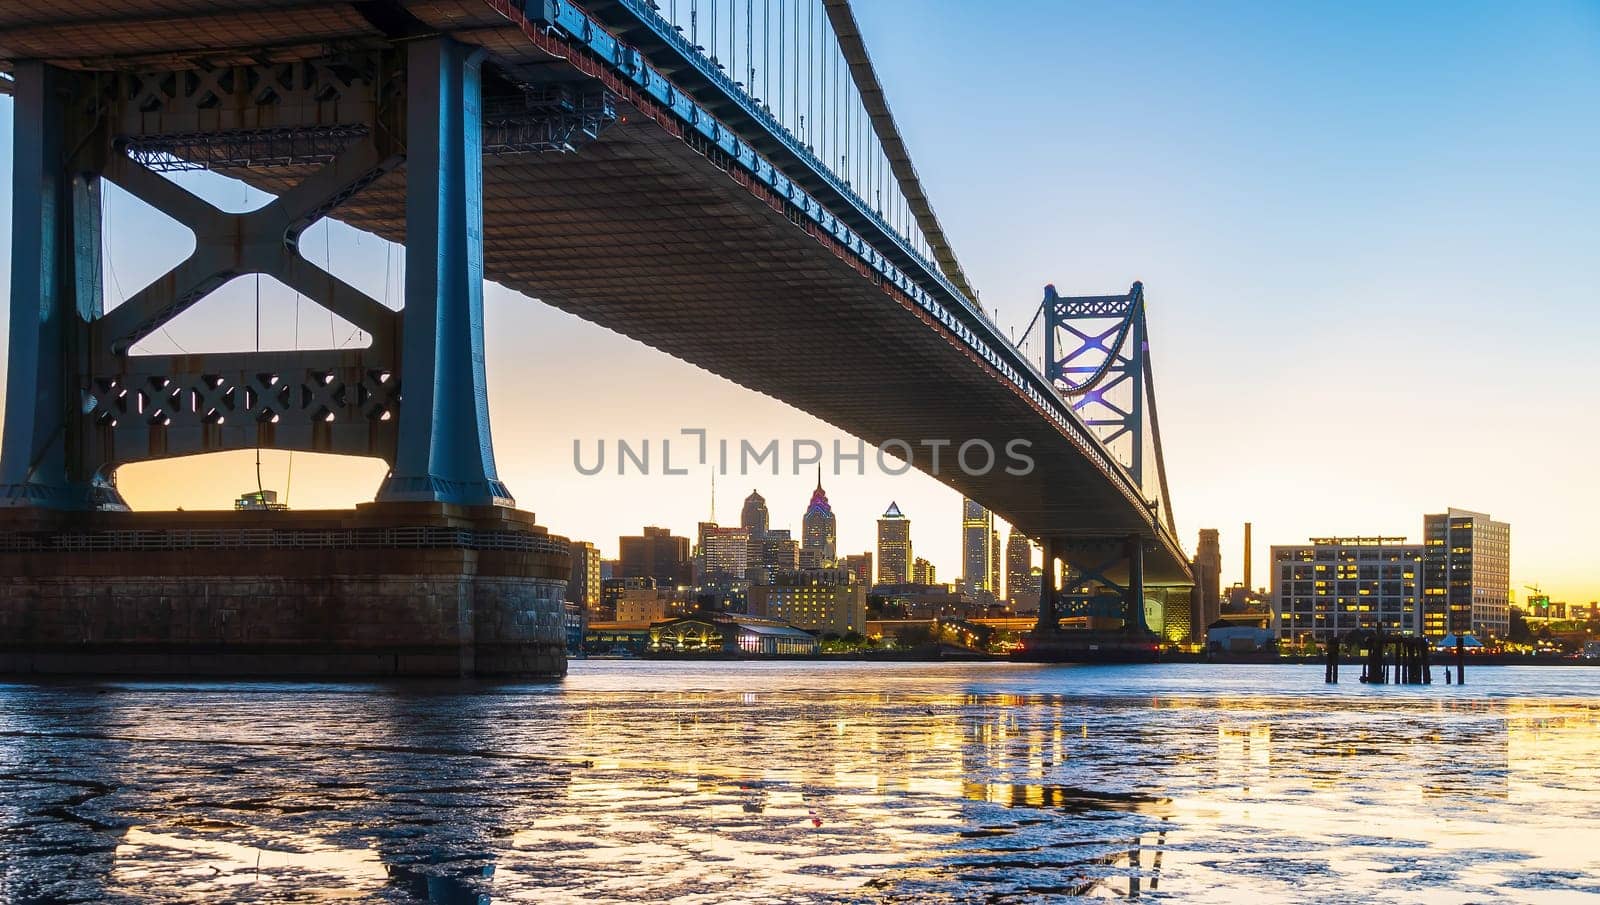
1126 535 1149 634
0 63 123 510
378 38 514 508
1037 539 1059 635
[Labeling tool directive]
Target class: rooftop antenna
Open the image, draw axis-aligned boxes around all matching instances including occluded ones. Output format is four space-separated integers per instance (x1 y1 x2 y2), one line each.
710 467 717 524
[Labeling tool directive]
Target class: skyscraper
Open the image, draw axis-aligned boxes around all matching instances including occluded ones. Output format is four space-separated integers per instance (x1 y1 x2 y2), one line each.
740 490 769 537
1423 508 1511 639
699 525 752 580
1192 528 1222 632
911 556 936 585
877 502 911 584
741 490 769 570
1005 529 1036 607
801 469 837 567
960 498 995 595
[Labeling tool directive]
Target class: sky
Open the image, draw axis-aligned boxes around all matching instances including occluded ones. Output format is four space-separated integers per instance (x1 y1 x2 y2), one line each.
2 0 1598 601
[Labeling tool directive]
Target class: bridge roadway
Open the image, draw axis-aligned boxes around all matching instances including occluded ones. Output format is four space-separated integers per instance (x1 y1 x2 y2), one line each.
0 1 1189 582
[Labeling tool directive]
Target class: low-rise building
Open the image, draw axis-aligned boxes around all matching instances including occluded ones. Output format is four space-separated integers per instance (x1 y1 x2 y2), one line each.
649 616 819 656
749 568 866 636
1271 537 1425 645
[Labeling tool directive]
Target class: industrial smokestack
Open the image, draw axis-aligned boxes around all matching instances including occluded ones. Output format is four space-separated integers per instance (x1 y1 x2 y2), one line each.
1244 522 1253 591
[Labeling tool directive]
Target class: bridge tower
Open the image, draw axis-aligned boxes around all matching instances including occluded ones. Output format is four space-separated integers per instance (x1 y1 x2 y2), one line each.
1028 283 1179 645
0 40 568 677
0 40 513 509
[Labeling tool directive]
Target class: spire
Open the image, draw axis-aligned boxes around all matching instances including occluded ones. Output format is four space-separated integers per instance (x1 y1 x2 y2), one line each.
815 464 822 491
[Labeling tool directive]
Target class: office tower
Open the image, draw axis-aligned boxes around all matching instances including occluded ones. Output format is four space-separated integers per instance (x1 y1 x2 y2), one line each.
741 489 769 568
991 529 1001 597
840 552 873 585
618 526 692 588
761 528 800 579
1271 537 1425 644
1006 530 1036 607
801 469 837 566
1192 528 1222 629
699 525 752 580
1423 508 1511 639
911 556 936 585
877 502 911 584
567 540 603 618
960 498 995 594
740 490 769 537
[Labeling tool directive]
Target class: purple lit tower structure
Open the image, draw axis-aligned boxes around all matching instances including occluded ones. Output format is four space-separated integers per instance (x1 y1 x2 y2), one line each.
801 468 837 568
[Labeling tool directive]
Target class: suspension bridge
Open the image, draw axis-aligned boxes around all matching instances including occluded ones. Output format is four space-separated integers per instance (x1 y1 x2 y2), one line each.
0 0 1190 674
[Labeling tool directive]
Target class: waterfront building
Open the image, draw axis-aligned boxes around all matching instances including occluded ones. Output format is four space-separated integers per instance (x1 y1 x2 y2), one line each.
840 552 873 585
567 540 603 618
1270 537 1425 645
1423 508 1511 640
911 556 936 585
749 568 867 636
960 499 995 596
619 526 692 588
801 470 837 566
877 502 911 584
1005 530 1035 607
648 615 819 656
1192 528 1222 632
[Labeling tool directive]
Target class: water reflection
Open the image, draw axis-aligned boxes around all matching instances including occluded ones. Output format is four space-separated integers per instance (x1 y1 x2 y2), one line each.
0 664 1597 902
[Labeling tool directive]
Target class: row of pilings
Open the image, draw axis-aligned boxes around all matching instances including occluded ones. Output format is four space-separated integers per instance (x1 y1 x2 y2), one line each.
1324 632 1467 685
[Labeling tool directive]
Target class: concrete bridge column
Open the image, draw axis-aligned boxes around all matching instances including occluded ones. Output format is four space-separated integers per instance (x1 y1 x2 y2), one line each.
0 63 124 510
377 37 513 508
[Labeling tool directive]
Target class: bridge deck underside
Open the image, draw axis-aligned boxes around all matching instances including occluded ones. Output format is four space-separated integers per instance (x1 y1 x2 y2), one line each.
0 1 1188 581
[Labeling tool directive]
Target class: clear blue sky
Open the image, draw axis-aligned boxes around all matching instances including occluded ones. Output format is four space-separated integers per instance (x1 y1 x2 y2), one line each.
1 1 1597 599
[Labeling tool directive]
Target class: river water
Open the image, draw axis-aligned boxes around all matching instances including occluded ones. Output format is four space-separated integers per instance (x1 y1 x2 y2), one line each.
2 662 1598 903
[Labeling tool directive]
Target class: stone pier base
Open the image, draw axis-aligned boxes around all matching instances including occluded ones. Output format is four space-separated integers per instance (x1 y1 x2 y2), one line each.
0 503 570 678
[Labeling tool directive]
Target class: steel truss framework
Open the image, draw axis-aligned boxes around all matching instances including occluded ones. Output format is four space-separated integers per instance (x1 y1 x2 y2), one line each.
0 41 521 510
1028 283 1179 638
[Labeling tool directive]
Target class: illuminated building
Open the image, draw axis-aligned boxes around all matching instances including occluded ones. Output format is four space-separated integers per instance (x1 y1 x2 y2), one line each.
911 556 936 585
1270 537 1425 644
567 540 604 618
960 498 995 595
749 568 866 636
698 525 752 580
619 526 692 588
839 552 873 585
877 502 911 584
1005 529 1036 607
613 586 693 623
801 470 837 566
649 616 819 655
1423 508 1511 639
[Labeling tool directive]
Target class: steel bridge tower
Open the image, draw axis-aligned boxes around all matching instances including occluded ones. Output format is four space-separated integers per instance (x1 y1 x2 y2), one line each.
1027 282 1180 645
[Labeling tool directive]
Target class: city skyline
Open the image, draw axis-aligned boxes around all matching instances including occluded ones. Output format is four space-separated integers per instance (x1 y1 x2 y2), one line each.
1 1 1595 600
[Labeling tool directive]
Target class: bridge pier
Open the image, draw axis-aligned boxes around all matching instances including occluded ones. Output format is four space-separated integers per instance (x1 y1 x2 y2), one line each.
1022 535 1157 662
0 62 124 510
0 44 565 677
